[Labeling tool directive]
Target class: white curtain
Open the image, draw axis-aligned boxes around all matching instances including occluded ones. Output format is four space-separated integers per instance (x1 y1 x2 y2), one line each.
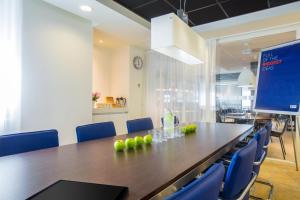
0 0 22 134
203 39 217 122
145 41 217 127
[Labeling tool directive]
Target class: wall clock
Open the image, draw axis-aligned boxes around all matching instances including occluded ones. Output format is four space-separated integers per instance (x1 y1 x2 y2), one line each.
133 56 143 70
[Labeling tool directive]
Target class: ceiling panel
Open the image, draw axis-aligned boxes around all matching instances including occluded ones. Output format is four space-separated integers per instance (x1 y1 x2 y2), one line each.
166 0 217 12
113 0 155 9
222 0 268 17
132 1 175 21
269 0 300 7
189 5 227 25
113 0 300 26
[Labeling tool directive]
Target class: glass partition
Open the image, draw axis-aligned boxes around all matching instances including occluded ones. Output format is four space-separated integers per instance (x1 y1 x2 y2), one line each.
215 31 296 124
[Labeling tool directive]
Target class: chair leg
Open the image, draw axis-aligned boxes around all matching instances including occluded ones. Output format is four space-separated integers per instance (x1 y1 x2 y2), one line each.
250 178 274 200
281 136 287 155
279 137 286 160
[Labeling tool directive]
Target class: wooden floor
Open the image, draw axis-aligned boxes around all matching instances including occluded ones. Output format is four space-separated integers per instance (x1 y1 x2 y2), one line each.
251 159 300 200
268 131 296 162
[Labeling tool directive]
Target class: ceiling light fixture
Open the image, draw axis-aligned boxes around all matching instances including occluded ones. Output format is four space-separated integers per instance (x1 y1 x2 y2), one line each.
151 13 204 65
151 0 204 65
99 40 103 44
80 5 92 12
237 68 256 88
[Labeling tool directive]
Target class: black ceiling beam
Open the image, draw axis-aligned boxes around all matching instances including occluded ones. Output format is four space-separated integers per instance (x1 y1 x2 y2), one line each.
267 0 271 8
186 0 231 14
132 0 158 10
216 0 230 18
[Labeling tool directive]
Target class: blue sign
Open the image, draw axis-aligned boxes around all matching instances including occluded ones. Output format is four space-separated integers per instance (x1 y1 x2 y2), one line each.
254 40 300 115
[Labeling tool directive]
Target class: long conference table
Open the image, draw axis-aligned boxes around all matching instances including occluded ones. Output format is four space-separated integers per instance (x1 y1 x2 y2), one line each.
0 122 253 200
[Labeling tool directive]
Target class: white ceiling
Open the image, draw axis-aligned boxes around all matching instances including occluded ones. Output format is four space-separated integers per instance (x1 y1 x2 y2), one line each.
93 28 127 48
194 1 300 39
43 0 150 48
216 31 296 73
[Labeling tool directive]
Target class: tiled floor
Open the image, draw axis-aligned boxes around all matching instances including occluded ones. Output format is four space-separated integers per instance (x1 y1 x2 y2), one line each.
251 159 300 200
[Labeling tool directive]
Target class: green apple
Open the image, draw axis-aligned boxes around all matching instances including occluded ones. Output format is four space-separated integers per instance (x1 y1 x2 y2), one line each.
134 136 144 146
181 126 187 134
114 140 125 152
125 138 136 149
181 124 197 134
143 134 152 145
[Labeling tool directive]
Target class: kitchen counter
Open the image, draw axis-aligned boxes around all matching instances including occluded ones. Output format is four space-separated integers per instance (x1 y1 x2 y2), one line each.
92 107 128 115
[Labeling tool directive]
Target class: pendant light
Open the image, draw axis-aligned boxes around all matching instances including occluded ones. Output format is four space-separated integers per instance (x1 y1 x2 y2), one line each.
237 67 256 88
150 1 205 65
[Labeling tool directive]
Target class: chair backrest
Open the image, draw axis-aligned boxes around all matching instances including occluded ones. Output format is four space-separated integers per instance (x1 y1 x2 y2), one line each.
222 138 257 199
165 163 225 200
126 118 153 134
0 130 59 157
253 128 267 174
76 122 116 143
254 128 267 162
264 121 272 146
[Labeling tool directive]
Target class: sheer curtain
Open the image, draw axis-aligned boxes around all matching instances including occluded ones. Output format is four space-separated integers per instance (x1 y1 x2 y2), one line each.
145 40 217 127
0 0 22 134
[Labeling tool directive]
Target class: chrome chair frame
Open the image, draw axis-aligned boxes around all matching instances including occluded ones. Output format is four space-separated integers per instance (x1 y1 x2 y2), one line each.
250 149 274 200
218 172 257 200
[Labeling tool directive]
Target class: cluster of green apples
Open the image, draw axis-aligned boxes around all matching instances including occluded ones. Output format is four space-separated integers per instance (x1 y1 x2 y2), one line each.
181 124 197 134
114 134 153 152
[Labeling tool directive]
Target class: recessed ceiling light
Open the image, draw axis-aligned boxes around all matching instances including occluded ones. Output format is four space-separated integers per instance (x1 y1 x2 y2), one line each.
80 5 92 12
99 40 103 44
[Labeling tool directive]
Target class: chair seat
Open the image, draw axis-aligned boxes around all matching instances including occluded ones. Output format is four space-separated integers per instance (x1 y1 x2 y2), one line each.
270 131 283 137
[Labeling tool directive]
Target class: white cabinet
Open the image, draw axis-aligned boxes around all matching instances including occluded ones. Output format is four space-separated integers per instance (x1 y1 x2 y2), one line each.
92 108 128 135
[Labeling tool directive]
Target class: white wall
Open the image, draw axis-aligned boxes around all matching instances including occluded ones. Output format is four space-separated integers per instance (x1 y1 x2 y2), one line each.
21 0 93 145
128 46 146 119
93 46 112 98
110 46 130 99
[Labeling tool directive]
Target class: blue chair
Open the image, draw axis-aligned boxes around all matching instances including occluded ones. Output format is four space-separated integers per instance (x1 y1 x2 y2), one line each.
76 121 116 142
264 121 272 147
126 118 153 134
165 163 225 200
220 138 258 200
0 129 59 157
253 128 267 174
251 127 274 200
223 127 273 200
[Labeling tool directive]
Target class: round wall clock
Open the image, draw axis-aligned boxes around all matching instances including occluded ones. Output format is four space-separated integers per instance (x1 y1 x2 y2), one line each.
133 56 143 70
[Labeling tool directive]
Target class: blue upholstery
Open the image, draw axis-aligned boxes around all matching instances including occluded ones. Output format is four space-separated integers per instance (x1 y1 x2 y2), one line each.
253 128 267 174
254 128 267 160
0 130 59 157
264 121 272 146
76 122 116 143
222 139 257 200
165 163 225 200
126 118 154 134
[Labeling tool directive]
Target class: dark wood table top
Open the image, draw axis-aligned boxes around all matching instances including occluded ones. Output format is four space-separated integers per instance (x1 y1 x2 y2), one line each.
0 122 252 200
